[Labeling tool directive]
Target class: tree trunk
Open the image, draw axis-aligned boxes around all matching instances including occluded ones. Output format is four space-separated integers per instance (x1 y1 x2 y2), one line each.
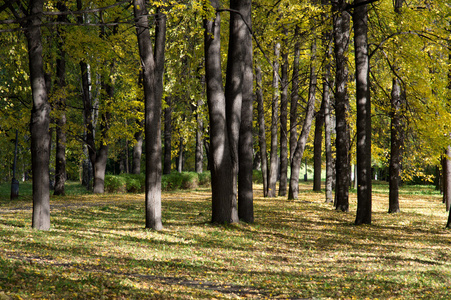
290 26 300 163
323 32 333 203
53 0 67 196
444 148 451 211
288 39 317 200
268 43 280 198
256 65 269 197
313 101 325 192
132 129 143 174
279 28 289 197
332 0 350 212
389 78 403 213
237 0 254 222
134 0 163 230
195 97 204 173
176 136 183 173
25 0 51 230
163 96 172 175
204 0 237 224
354 0 372 225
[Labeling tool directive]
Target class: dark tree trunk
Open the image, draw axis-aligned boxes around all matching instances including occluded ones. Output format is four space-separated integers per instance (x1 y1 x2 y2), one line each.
313 101 325 192
24 0 51 230
195 97 204 173
256 65 269 197
332 0 350 212
132 129 143 174
134 0 163 230
279 28 289 197
290 26 300 163
163 96 172 175
237 0 254 223
54 0 67 196
288 39 317 200
268 43 280 198
389 78 404 213
354 0 372 225
204 0 238 224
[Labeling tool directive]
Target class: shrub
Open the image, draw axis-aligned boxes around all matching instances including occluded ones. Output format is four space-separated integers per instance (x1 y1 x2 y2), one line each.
181 172 199 189
252 169 263 184
104 175 126 193
198 172 211 187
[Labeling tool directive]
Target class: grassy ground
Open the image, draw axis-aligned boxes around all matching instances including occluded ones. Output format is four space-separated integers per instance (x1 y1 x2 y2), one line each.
0 181 450 299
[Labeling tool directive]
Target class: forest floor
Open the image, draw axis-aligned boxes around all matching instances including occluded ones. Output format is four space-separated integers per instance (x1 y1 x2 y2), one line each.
0 181 450 299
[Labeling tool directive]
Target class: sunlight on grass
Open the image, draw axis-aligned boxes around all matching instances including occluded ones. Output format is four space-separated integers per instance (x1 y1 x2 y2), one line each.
1 181 450 299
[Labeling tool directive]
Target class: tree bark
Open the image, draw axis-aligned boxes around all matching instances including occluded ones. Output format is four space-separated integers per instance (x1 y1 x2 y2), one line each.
204 0 237 224
313 101 325 192
332 0 350 212
25 0 51 230
195 98 204 173
256 65 269 197
279 28 289 197
134 0 163 230
268 43 280 198
354 0 372 225
237 0 254 222
290 26 300 163
288 39 317 200
444 148 451 211
163 96 172 175
53 0 67 196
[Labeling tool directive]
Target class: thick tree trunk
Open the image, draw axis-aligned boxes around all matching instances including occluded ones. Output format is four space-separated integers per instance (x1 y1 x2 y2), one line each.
389 78 403 213
25 0 51 230
268 43 280 198
313 101 325 192
332 0 350 212
237 0 254 222
163 96 172 175
256 65 269 197
288 40 317 200
134 0 163 230
204 0 237 224
279 28 289 197
54 1 67 196
354 0 372 225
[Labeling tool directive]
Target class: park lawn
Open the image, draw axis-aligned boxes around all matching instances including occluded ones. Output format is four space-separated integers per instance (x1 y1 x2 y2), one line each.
0 181 450 299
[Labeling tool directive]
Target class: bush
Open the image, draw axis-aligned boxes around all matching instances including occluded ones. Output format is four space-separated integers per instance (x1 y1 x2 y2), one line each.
181 172 199 189
198 172 211 187
104 175 127 193
252 169 263 184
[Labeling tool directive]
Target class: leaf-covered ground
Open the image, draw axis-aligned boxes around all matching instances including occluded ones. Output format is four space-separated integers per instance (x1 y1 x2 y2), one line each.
1 182 450 299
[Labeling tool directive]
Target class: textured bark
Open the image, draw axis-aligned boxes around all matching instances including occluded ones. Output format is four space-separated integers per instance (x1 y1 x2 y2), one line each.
132 129 143 174
53 0 67 196
313 101 325 192
290 27 300 162
268 43 280 198
332 0 350 212
323 33 333 203
195 98 204 173
279 28 289 197
25 0 51 230
256 65 269 197
204 0 237 224
237 0 254 222
444 148 451 212
389 78 403 213
163 96 172 175
354 0 372 225
288 40 317 200
134 0 163 230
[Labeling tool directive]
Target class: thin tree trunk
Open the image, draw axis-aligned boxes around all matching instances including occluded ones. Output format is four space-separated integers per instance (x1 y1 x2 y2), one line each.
134 0 163 230
354 0 372 225
25 0 51 231
444 148 451 212
256 65 269 197
323 34 333 203
333 0 350 212
268 43 280 198
132 129 143 174
313 101 325 192
290 26 300 163
163 96 172 175
204 0 237 224
195 97 204 173
237 0 254 222
54 0 67 196
288 39 317 200
279 28 289 197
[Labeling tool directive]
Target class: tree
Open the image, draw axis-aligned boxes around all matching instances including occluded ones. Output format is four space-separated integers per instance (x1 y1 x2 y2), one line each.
332 0 350 212
134 0 163 230
256 64 269 197
279 28 289 197
23 0 51 230
354 0 372 225
204 0 238 224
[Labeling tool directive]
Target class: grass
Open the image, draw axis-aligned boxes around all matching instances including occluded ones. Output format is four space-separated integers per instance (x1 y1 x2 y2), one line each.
1 180 451 299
